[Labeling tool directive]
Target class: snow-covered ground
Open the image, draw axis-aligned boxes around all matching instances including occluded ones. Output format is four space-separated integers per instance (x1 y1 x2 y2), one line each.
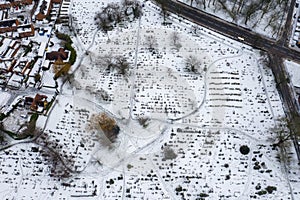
0 0 299 199
284 59 300 111
0 91 10 110
285 59 300 88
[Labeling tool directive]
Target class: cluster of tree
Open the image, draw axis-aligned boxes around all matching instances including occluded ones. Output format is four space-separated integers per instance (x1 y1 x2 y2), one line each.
173 0 287 34
89 113 120 144
145 32 182 52
270 115 300 148
86 86 112 102
268 115 300 165
100 55 130 75
38 145 73 179
95 0 142 32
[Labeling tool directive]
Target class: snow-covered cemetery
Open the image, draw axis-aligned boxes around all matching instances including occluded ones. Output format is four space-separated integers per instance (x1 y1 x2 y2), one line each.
1 0 300 199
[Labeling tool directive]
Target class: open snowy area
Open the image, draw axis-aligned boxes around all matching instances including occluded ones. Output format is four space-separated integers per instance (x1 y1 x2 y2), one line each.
0 0 300 199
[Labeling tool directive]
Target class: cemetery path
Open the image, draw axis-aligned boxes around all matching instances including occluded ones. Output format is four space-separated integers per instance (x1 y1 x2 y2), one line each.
121 166 126 200
238 149 254 199
129 17 142 120
150 158 177 199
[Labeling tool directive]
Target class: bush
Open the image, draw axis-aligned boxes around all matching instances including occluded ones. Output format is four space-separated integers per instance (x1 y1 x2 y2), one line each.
256 190 267 196
199 193 209 198
30 113 39 122
163 146 177 161
175 185 182 192
65 43 77 65
56 32 72 44
240 145 250 155
265 186 277 194
55 32 77 65
0 113 6 121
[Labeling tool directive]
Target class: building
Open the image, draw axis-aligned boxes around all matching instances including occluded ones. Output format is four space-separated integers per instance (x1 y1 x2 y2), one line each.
17 24 35 38
29 93 48 112
38 42 47 58
0 19 19 33
36 0 62 21
46 48 69 61
0 0 32 10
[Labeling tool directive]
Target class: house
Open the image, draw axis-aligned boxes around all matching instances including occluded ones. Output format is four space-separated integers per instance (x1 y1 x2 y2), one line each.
0 19 19 33
30 93 48 112
38 42 47 58
0 0 32 10
17 24 34 38
7 73 22 89
35 0 62 21
24 96 34 106
46 48 69 61
42 60 50 70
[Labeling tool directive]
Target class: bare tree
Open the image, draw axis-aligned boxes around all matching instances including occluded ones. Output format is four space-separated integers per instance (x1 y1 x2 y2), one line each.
95 12 113 32
185 55 202 73
270 119 288 147
115 56 130 75
145 35 158 51
100 55 130 75
154 0 168 22
162 145 177 161
100 54 114 70
95 1 141 32
123 0 142 18
170 31 182 50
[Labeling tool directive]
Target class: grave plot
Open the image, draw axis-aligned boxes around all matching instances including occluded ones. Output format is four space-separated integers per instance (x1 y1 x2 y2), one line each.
183 50 283 141
0 141 100 199
0 143 66 200
95 126 291 199
148 127 290 199
100 170 172 199
70 0 101 47
39 95 98 173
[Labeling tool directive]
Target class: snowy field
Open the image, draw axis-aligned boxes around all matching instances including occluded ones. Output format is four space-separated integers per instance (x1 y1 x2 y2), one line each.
0 0 299 199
